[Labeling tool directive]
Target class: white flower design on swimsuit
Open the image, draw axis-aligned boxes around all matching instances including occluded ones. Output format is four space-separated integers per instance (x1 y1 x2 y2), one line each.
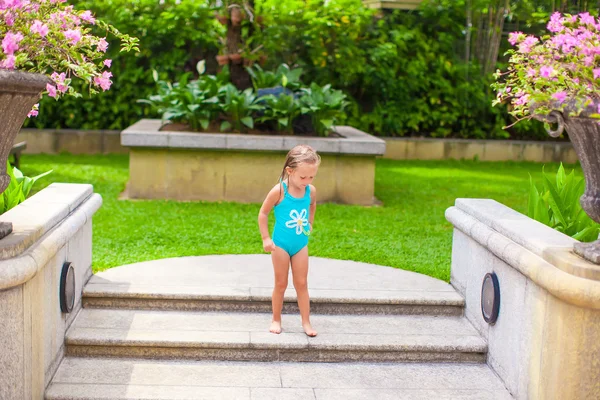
285 209 308 235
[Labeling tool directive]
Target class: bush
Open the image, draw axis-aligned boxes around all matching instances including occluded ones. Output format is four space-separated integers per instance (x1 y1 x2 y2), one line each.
0 162 52 215
25 0 222 130
27 0 549 140
140 63 348 136
528 164 600 242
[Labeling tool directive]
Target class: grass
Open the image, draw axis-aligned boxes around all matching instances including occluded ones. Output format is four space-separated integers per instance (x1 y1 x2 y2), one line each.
19 154 577 281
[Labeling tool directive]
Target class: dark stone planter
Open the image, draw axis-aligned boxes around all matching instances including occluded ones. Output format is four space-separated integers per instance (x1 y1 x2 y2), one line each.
535 102 600 263
0 70 49 238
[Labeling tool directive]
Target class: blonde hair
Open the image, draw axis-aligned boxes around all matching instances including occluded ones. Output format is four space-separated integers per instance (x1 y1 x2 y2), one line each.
278 145 321 183
277 145 321 202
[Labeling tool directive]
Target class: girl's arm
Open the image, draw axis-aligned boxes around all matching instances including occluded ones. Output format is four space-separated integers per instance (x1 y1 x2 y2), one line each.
258 185 281 252
309 185 317 229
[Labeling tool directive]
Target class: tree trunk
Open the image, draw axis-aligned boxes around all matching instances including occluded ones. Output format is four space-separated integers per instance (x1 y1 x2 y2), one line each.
471 0 510 76
227 1 254 90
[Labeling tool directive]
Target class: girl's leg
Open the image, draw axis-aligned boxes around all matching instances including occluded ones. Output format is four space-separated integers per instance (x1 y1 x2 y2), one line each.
270 246 290 334
290 246 317 337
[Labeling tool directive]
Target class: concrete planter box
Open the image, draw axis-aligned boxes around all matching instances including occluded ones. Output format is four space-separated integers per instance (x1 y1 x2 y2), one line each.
446 199 600 400
362 0 423 9
0 183 102 399
121 119 386 205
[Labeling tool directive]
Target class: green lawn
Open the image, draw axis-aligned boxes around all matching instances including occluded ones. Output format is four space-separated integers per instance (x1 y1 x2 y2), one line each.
20 154 576 281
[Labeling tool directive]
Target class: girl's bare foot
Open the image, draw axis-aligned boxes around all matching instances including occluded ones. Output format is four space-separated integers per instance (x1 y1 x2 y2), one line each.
303 322 317 337
270 320 282 334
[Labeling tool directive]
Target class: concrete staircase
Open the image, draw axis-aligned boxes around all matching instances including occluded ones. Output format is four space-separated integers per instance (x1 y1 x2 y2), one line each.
45 255 512 400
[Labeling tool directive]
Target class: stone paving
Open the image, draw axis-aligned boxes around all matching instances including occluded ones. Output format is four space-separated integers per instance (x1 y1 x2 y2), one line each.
45 255 513 399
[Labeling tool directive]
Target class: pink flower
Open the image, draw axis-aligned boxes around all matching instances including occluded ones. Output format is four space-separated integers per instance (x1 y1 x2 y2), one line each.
103 59 112 68
0 55 16 69
594 69 600 79
51 72 69 93
552 91 568 103
580 12 596 26
93 71 112 91
515 94 530 106
540 66 554 78
585 56 595 67
508 31 522 46
2 32 23 55
30 20 49 37
3 12 14 26
64 29 82 45
27 104 39 118
548 12 564 33
527 68 537 78
46 83 57 98
0 0 25 11
96 38 108 52
518 36 539 54
79 10 96 24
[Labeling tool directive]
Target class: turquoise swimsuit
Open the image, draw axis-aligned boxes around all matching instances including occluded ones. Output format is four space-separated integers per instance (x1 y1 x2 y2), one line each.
273 181 311 257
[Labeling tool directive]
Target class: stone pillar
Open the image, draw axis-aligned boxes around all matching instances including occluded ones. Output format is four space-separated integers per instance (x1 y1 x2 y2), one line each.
446 198 600 400
0 184 102 399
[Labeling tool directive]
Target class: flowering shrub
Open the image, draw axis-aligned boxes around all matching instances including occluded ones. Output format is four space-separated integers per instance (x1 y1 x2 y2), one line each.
493 12 600 127
0 0 138 116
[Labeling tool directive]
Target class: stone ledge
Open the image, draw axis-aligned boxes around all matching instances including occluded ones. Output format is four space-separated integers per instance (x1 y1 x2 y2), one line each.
445 203 600 309
121 119 386 156
453 198 600 281
0 186 102 290
0 183 93 261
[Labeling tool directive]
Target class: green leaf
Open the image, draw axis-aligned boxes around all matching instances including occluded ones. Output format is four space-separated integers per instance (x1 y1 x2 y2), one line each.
278 118 289 127
543 174 567 228
281 74 288 88
220 121 232 132
528 175 539 219
320 119 334 129
196 60 206 75
152 69 159 83
556 163 566 189
241 117 254 129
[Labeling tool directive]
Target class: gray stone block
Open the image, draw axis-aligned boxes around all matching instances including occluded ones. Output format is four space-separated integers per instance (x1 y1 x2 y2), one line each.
0 286 24 400
120 119 386 155
226 134 285 151
252 388 316 400
168 132 226 149
46 384 250 400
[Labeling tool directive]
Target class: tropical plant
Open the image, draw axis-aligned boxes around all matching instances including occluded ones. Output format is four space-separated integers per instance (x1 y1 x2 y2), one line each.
256 94 302 133
220 84 262 132
299 82 348 136
140 63 348 136
0 161 52 214
138 62 230 130
246 63 303 90
528 164 600 242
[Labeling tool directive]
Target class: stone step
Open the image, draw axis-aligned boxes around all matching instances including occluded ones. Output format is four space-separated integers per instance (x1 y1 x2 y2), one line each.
45 358 513 400
65 309 486 363
83 255 465 316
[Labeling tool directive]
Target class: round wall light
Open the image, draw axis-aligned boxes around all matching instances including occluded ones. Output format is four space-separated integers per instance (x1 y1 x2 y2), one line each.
60 262 76 313
481 272 500 324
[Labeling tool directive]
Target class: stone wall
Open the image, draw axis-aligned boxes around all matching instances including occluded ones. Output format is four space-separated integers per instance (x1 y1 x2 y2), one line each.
384 137 577 163
15 129 577 163
446 199 600 400
0 184 102 400
123 120 385 205
15 129 125 155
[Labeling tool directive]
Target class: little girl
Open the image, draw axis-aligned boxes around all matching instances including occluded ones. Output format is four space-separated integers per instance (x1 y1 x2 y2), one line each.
258 144 320 337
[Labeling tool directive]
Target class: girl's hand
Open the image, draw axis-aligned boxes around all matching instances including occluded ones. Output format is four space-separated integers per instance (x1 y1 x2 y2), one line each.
263 238 276 253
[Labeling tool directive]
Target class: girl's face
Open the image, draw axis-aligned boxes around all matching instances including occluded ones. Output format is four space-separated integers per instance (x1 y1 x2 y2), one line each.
287 163 318 188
